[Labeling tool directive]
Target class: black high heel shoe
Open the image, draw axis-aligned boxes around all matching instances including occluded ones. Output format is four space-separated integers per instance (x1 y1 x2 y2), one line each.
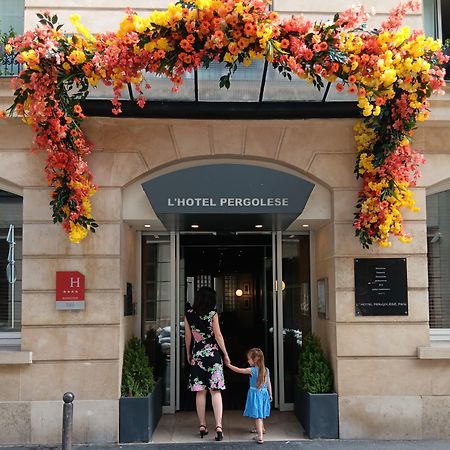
199 425 208 438
215 425 223 441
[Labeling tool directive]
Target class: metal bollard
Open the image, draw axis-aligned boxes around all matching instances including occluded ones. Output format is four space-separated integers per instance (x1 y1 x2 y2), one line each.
62 392 75 450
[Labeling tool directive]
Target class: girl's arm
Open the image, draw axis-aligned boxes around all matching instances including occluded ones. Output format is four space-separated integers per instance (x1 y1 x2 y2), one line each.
184 317 192 363
212 313 230 366
227 363 252 375
267 370 273 401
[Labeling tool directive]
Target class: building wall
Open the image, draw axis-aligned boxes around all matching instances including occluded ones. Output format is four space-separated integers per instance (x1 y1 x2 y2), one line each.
23 0 423 34
0 0 449 443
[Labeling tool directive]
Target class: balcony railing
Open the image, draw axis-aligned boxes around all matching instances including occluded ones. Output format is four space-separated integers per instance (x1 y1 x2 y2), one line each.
0 48 20 77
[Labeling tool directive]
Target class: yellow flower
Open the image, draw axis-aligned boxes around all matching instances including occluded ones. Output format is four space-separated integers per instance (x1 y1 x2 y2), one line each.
69 222 88 244
70 14 96 42
223 52 238 64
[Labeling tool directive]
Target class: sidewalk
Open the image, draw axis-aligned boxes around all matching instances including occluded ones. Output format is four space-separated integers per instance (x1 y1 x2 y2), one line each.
4 441 450 450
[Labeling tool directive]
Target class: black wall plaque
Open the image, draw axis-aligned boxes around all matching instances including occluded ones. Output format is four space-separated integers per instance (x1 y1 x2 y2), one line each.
354 258 408 316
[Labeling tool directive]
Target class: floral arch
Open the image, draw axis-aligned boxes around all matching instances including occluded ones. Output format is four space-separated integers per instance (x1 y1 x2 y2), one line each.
1 0 447 246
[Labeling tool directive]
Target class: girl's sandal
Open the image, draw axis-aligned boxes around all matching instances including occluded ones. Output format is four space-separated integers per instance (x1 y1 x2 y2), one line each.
253 436 264 444
251 428 266 434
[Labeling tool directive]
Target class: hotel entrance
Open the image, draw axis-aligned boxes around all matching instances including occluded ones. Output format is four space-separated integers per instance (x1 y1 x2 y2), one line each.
141 230 311 414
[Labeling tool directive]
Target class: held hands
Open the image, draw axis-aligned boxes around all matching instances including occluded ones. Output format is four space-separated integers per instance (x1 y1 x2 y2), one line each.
223 353 231 367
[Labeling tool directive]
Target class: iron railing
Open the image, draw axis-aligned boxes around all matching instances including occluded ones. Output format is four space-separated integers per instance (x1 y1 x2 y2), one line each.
0 48 20 77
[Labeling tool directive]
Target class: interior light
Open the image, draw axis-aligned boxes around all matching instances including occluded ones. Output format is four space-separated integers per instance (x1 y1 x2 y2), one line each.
255 224 263 229
275 280 286 291
144 224 151 228
235 289 243 297
191 224 199 229
302 224 309 228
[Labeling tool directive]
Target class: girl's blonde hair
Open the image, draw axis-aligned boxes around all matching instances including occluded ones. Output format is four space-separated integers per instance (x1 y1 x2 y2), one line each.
247 348 267 389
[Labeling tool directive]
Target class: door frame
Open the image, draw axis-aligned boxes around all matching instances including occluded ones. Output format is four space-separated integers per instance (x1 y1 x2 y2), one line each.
170 230 313 412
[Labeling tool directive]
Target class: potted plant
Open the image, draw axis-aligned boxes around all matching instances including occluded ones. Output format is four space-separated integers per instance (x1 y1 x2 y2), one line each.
295 334 338 439
119 336 163 443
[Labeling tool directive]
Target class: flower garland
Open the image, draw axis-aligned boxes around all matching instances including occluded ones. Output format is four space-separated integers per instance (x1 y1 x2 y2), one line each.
1 0 447 245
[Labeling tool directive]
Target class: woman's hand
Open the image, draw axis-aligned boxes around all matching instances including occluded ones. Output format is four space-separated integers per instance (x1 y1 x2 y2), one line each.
186 352 192 364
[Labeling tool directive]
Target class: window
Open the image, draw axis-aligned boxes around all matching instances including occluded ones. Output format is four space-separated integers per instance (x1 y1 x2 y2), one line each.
423 0 450 42
0 189 23 345
141 235 171 323
0 0 24 76
427 189 450 330
0 0 24 35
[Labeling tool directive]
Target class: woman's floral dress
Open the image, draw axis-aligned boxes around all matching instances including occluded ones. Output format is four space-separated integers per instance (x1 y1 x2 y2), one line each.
185 307 226 391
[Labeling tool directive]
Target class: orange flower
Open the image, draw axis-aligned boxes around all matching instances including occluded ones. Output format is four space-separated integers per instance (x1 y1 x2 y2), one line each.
73 104 83 114
348 75 357 84
214 30 225 41
237 37 248 50
331 62 339 73
186 34 195 44
280 38 290 49
0 110 6 119
348 84 357 94
180 39 193 52
232 30 242 40
358 87 366 97
304 49 313 61
228 42 239 55
244 22 256 36
375 96 386 106
320 41 328 51
336 83 344 92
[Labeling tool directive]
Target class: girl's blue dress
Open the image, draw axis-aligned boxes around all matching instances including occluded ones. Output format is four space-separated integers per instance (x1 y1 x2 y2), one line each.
243 367 271 419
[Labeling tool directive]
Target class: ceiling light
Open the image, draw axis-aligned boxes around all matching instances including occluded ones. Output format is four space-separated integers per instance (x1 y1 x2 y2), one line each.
144 224 151 228
191 224 199 229
302 224 309 228
255 224 263 229
235 289 243 297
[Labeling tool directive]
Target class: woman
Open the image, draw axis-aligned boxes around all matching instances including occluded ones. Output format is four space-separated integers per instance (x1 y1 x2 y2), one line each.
184 286 230 441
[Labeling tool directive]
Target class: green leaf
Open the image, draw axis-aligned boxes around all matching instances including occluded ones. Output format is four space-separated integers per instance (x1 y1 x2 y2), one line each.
121 337 155 397
298 334 334 393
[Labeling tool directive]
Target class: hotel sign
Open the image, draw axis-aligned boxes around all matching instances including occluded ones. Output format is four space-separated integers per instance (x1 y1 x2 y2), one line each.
354 258 408 316
56 271 85 310
141 164 314 230
166 197 289 208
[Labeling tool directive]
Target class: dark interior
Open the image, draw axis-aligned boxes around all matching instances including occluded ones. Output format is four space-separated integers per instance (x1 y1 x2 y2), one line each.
180 233 273 410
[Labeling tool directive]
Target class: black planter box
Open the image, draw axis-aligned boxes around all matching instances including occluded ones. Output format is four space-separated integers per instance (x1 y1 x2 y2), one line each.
119 378 163 443
295 387 339 439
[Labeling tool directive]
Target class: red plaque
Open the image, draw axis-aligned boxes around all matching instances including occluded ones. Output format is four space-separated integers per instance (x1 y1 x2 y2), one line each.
56 271 85 310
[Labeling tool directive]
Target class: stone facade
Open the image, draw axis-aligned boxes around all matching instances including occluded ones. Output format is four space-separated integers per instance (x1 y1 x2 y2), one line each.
0 0 450 444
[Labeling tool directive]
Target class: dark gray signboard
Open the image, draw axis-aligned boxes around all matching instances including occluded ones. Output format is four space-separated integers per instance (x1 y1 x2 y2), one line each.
354 258 408 316
142 164 315 230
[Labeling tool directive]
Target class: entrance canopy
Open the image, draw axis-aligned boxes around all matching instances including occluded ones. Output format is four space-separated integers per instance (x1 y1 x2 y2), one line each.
141 164 314 231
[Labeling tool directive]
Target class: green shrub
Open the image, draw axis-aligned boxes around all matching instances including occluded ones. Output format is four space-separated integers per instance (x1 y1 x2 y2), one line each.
121 337 155 397
297 334 334 394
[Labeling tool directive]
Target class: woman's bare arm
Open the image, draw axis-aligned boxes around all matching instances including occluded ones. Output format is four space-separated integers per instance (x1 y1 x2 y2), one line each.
184 317 192 363
227 363 252 375
212 313 230 365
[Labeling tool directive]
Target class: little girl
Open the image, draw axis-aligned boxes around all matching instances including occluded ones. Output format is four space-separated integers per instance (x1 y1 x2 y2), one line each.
226 348 272 444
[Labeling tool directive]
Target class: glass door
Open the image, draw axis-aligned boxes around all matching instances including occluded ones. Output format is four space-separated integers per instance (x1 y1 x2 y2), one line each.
175 232 274 411
272 232 311 410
